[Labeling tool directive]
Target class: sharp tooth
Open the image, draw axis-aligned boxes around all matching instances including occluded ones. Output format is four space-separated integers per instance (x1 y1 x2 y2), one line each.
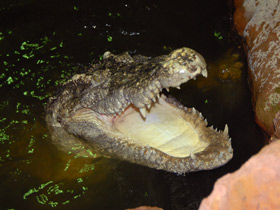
224 124 229 135
176 86 180 89
139 108 147 118
147 104 151 109
192 107 196 113
190 152 196 160
152 97 156 102
157 92 160 99
166 87 169 92
202 69 208 78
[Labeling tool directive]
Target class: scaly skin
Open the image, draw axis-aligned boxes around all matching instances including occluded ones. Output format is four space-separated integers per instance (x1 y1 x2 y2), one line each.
46 48 233 174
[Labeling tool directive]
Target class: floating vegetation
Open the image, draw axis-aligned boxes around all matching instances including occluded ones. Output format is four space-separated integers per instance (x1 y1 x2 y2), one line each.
0 24 94 208
214 31 223 40
23 179 89 207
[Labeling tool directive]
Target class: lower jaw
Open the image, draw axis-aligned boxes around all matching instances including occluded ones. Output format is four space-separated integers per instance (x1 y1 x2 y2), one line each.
63 95 233 173
102 95 233 173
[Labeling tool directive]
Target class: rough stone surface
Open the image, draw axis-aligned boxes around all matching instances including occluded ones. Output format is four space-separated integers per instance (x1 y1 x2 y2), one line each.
198 140 280 210
126 206 164 210
234 0 280 138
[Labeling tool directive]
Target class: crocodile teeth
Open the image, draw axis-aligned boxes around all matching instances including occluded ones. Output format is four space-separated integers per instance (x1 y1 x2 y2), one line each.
176 86 181 89
144 89 155 101
147 104 151 110
139 107 147 118
202 69 208 78
224 124 229 135
190 152 196 160
204 119 208 125
166 87 170 92
156 93 160 99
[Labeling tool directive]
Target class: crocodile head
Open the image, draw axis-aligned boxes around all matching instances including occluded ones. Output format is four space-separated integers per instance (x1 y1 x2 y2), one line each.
46 47 233 174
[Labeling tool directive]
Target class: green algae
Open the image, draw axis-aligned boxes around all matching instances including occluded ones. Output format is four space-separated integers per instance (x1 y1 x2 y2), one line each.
214 31 223 40
78 163 95 173
0 27 90 208
107 35 113 42
23 179 90 207
77 178 83 183
23 181 54 199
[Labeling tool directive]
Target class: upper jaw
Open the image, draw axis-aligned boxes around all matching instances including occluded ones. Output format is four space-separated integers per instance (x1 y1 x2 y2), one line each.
95 48 208 117
125 51 208 118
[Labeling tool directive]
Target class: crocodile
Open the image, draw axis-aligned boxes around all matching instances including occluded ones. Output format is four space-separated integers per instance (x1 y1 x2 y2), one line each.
46 47 233 174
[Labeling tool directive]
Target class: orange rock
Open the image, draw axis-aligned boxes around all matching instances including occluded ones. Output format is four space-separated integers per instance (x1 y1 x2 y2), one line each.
198 140 280 210
233 0 248 35
234 0 280 137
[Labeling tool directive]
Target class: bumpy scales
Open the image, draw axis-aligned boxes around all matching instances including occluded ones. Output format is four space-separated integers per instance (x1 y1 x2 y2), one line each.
46 48 233 174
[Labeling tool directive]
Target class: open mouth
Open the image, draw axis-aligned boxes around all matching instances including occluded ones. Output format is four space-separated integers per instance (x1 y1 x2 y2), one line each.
113 95 209 158
53 47 233 173
71 85 232 173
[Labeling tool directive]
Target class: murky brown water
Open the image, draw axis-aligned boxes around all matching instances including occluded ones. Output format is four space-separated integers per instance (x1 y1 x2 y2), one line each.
0 0 265 209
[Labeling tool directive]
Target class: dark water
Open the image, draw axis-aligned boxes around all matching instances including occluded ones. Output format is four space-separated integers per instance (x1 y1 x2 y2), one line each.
0 0 265 210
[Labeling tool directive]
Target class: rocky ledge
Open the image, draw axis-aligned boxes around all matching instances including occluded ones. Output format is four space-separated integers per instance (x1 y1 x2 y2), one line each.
234 0 280 139
198 140 280 209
